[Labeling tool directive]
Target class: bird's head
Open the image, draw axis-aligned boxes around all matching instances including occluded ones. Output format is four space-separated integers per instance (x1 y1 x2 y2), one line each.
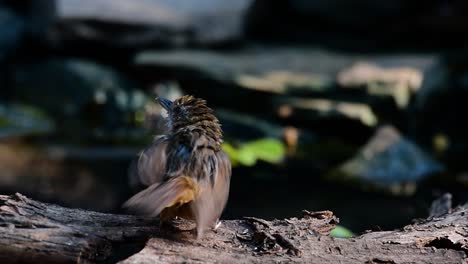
157 95 223 142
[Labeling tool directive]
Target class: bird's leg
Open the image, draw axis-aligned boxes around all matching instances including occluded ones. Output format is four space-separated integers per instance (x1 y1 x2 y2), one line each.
212 219 222 231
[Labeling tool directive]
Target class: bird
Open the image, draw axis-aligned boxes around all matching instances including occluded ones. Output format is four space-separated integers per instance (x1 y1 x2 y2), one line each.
123 95 231 238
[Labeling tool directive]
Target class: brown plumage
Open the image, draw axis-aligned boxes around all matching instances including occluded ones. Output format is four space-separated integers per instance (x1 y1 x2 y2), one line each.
123 95 231 238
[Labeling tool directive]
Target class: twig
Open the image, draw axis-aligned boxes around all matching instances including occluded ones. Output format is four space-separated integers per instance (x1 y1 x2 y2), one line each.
273 233 302 256
244 217 271 228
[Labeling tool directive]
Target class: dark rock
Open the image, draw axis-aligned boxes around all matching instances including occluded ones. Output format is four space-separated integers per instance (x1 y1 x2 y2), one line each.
10 58 150 144
412 54 468 171
134 47 433 139
0 6 24 60
8 0 55 38
135 47 433 99
0 0 55 51
135 47 338 90
414 59 449 111
0 103 54 139
247 0 468 49
289 0 405 25
330 126 443 194
52 0 253 49
134 47 344 116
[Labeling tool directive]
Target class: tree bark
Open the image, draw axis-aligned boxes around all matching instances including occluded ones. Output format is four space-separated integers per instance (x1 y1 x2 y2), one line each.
0 193 466 264
0 193 158 264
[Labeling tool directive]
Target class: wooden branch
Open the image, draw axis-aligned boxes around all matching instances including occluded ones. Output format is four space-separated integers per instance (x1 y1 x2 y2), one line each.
0 193 466 264
0 193 158 263
121 207 468 264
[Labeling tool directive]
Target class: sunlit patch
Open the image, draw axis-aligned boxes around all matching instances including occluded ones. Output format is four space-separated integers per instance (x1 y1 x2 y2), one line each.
277 105 293 118
283 126 299 155
134 110 145 124
290 98 378 127
433 133 449 153
236 71 327 93
94 90 107 104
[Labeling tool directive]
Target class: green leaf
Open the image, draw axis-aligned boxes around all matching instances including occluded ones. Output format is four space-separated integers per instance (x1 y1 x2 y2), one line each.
241 139 285 164
221 143 240 167
222 139 286 167
237 147 257 166
330 225 353 238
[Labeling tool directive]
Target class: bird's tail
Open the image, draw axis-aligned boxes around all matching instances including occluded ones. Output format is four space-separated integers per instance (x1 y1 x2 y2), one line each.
123 176 198 217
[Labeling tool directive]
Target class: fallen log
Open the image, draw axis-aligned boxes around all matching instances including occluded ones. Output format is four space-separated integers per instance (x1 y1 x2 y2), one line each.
0 193 466 263
0 193 158 263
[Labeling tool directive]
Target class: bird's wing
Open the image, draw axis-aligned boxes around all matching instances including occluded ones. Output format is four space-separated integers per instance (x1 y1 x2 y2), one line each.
123 176 198 217
191 148 231 238
130 136 170 187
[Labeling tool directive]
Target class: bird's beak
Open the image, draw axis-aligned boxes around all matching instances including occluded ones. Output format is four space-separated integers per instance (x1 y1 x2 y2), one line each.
157 97 173 111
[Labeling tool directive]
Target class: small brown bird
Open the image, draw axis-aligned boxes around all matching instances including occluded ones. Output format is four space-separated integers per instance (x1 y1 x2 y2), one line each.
123 95 231 238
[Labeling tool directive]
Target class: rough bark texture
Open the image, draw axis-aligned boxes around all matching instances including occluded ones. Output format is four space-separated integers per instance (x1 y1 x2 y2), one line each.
0 193 466 264
0 193 158 264
121 209 468 264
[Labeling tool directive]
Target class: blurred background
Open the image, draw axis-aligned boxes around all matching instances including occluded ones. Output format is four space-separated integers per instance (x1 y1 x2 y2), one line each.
0 0 467 235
